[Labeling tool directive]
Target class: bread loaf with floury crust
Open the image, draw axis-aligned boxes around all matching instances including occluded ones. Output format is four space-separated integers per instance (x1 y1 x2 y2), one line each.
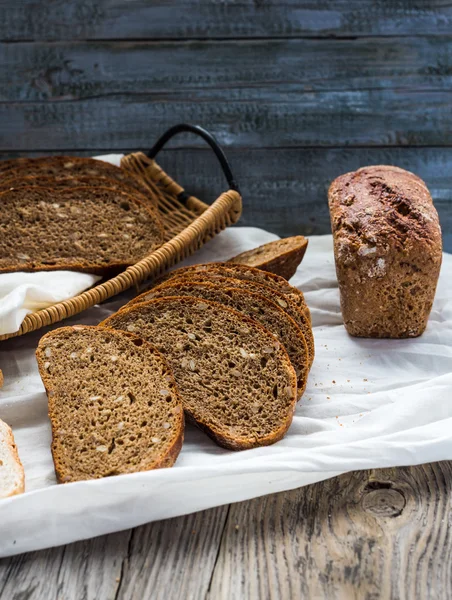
328 165 442 338
0 419 24 498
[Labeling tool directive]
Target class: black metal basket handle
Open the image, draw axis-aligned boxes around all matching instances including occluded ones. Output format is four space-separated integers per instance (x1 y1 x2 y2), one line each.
147 123 240 195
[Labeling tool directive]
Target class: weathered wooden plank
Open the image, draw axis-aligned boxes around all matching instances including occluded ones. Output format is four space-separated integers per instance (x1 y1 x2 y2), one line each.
0 147 451 250
0 529 130 599
208 462 452 600
1 0 452 41
1 37 452 102
1 90 452 151
116 505 229 600
0 504 228 600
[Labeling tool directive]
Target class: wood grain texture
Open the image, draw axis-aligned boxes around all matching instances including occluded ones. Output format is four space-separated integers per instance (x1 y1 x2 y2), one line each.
0 530 130 599
208 463 452 600
0 505 228 600
1 147 450 250
2 90 452 151
2 37 452 102
1 0 452 41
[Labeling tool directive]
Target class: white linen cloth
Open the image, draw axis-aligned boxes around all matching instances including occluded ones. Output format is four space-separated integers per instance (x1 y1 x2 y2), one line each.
0 227 451 557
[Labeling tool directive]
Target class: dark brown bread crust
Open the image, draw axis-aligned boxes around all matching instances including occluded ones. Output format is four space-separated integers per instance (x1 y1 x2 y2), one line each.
36 326 184 482
0 186 164 274
0 155 150 199
227 236 308 280
328 165 442 338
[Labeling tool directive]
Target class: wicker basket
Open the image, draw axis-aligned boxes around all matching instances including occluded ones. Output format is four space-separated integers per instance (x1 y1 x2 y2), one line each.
0 124 242 342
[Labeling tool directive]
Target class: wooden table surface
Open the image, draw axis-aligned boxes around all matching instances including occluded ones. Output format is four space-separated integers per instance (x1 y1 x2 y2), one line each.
1 2 452 598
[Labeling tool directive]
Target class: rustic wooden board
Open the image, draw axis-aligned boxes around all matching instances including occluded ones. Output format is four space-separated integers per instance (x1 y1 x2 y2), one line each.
1 1 452 40
208 462 452 600
1 464 450 599
1 90 452 151
2 37 452 102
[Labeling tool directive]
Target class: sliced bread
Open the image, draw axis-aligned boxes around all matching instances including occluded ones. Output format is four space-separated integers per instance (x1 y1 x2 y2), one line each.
0 174 154 208
0 186 164 274
0 419 25 498
227 236 308 280
101 298 297 450
36 326 184 483
153 263 311 322
127 279 309 397
0 369 3 388
130 272 314 368
0 156 150 198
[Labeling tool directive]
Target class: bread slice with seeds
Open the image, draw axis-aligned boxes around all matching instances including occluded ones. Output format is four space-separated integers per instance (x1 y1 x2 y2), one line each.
0 186 164 274
227 236 308 280
0 419 25 498
0 156 150 199
153 263 311 323
101 298 297 450
0 174 154 208
128 274 314 368
126 279 308 397
36 326 183 483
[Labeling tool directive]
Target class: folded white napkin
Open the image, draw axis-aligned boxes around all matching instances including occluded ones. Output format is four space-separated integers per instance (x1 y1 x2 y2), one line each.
0 271 102 335
0 154 124 336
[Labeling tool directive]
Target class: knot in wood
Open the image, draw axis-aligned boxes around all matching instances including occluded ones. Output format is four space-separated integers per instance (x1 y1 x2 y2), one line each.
362 486 406 518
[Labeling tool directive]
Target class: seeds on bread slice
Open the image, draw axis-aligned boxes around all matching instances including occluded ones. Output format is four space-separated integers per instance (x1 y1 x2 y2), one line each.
153 263 311 323
101 298 297 450
129 274 314 369
0 174 154 208
36 326 184 483
227 236 308 280
0 186 164 274
128 279 309 397
0 156 150 199
0 419 25 498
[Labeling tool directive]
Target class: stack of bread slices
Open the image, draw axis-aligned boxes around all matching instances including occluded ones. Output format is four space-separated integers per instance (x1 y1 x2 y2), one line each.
34 238 313 485
0 156 164 275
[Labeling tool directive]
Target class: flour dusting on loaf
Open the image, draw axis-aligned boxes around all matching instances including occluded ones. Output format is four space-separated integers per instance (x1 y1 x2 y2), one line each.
329 165 442 338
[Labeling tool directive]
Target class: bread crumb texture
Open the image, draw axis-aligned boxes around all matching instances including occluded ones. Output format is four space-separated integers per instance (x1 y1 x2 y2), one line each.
102 297 297 450
36 326 183 483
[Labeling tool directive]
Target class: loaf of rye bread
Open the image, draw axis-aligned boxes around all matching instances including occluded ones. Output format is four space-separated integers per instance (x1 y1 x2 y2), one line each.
328 165 442 338
0 174 155 209
129 279 309 397
227 236 308 280
36 326 184 482
0 186 164 274
0 419 24 498
101 297 297 450
0 156 150 199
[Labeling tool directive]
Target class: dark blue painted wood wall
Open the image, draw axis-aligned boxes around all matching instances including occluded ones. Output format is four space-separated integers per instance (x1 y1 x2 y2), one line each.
1 1 452 249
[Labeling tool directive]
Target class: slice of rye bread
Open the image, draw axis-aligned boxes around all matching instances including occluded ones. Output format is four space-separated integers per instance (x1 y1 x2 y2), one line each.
127 275 315 368
36 326 184 483
0 156 150 199
0 186 164 274
0 419 25 498
101 297 298 450
0 369 3 388
0 174 155 208
227 236 308 280
153 263 311 323
124 280 309 397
